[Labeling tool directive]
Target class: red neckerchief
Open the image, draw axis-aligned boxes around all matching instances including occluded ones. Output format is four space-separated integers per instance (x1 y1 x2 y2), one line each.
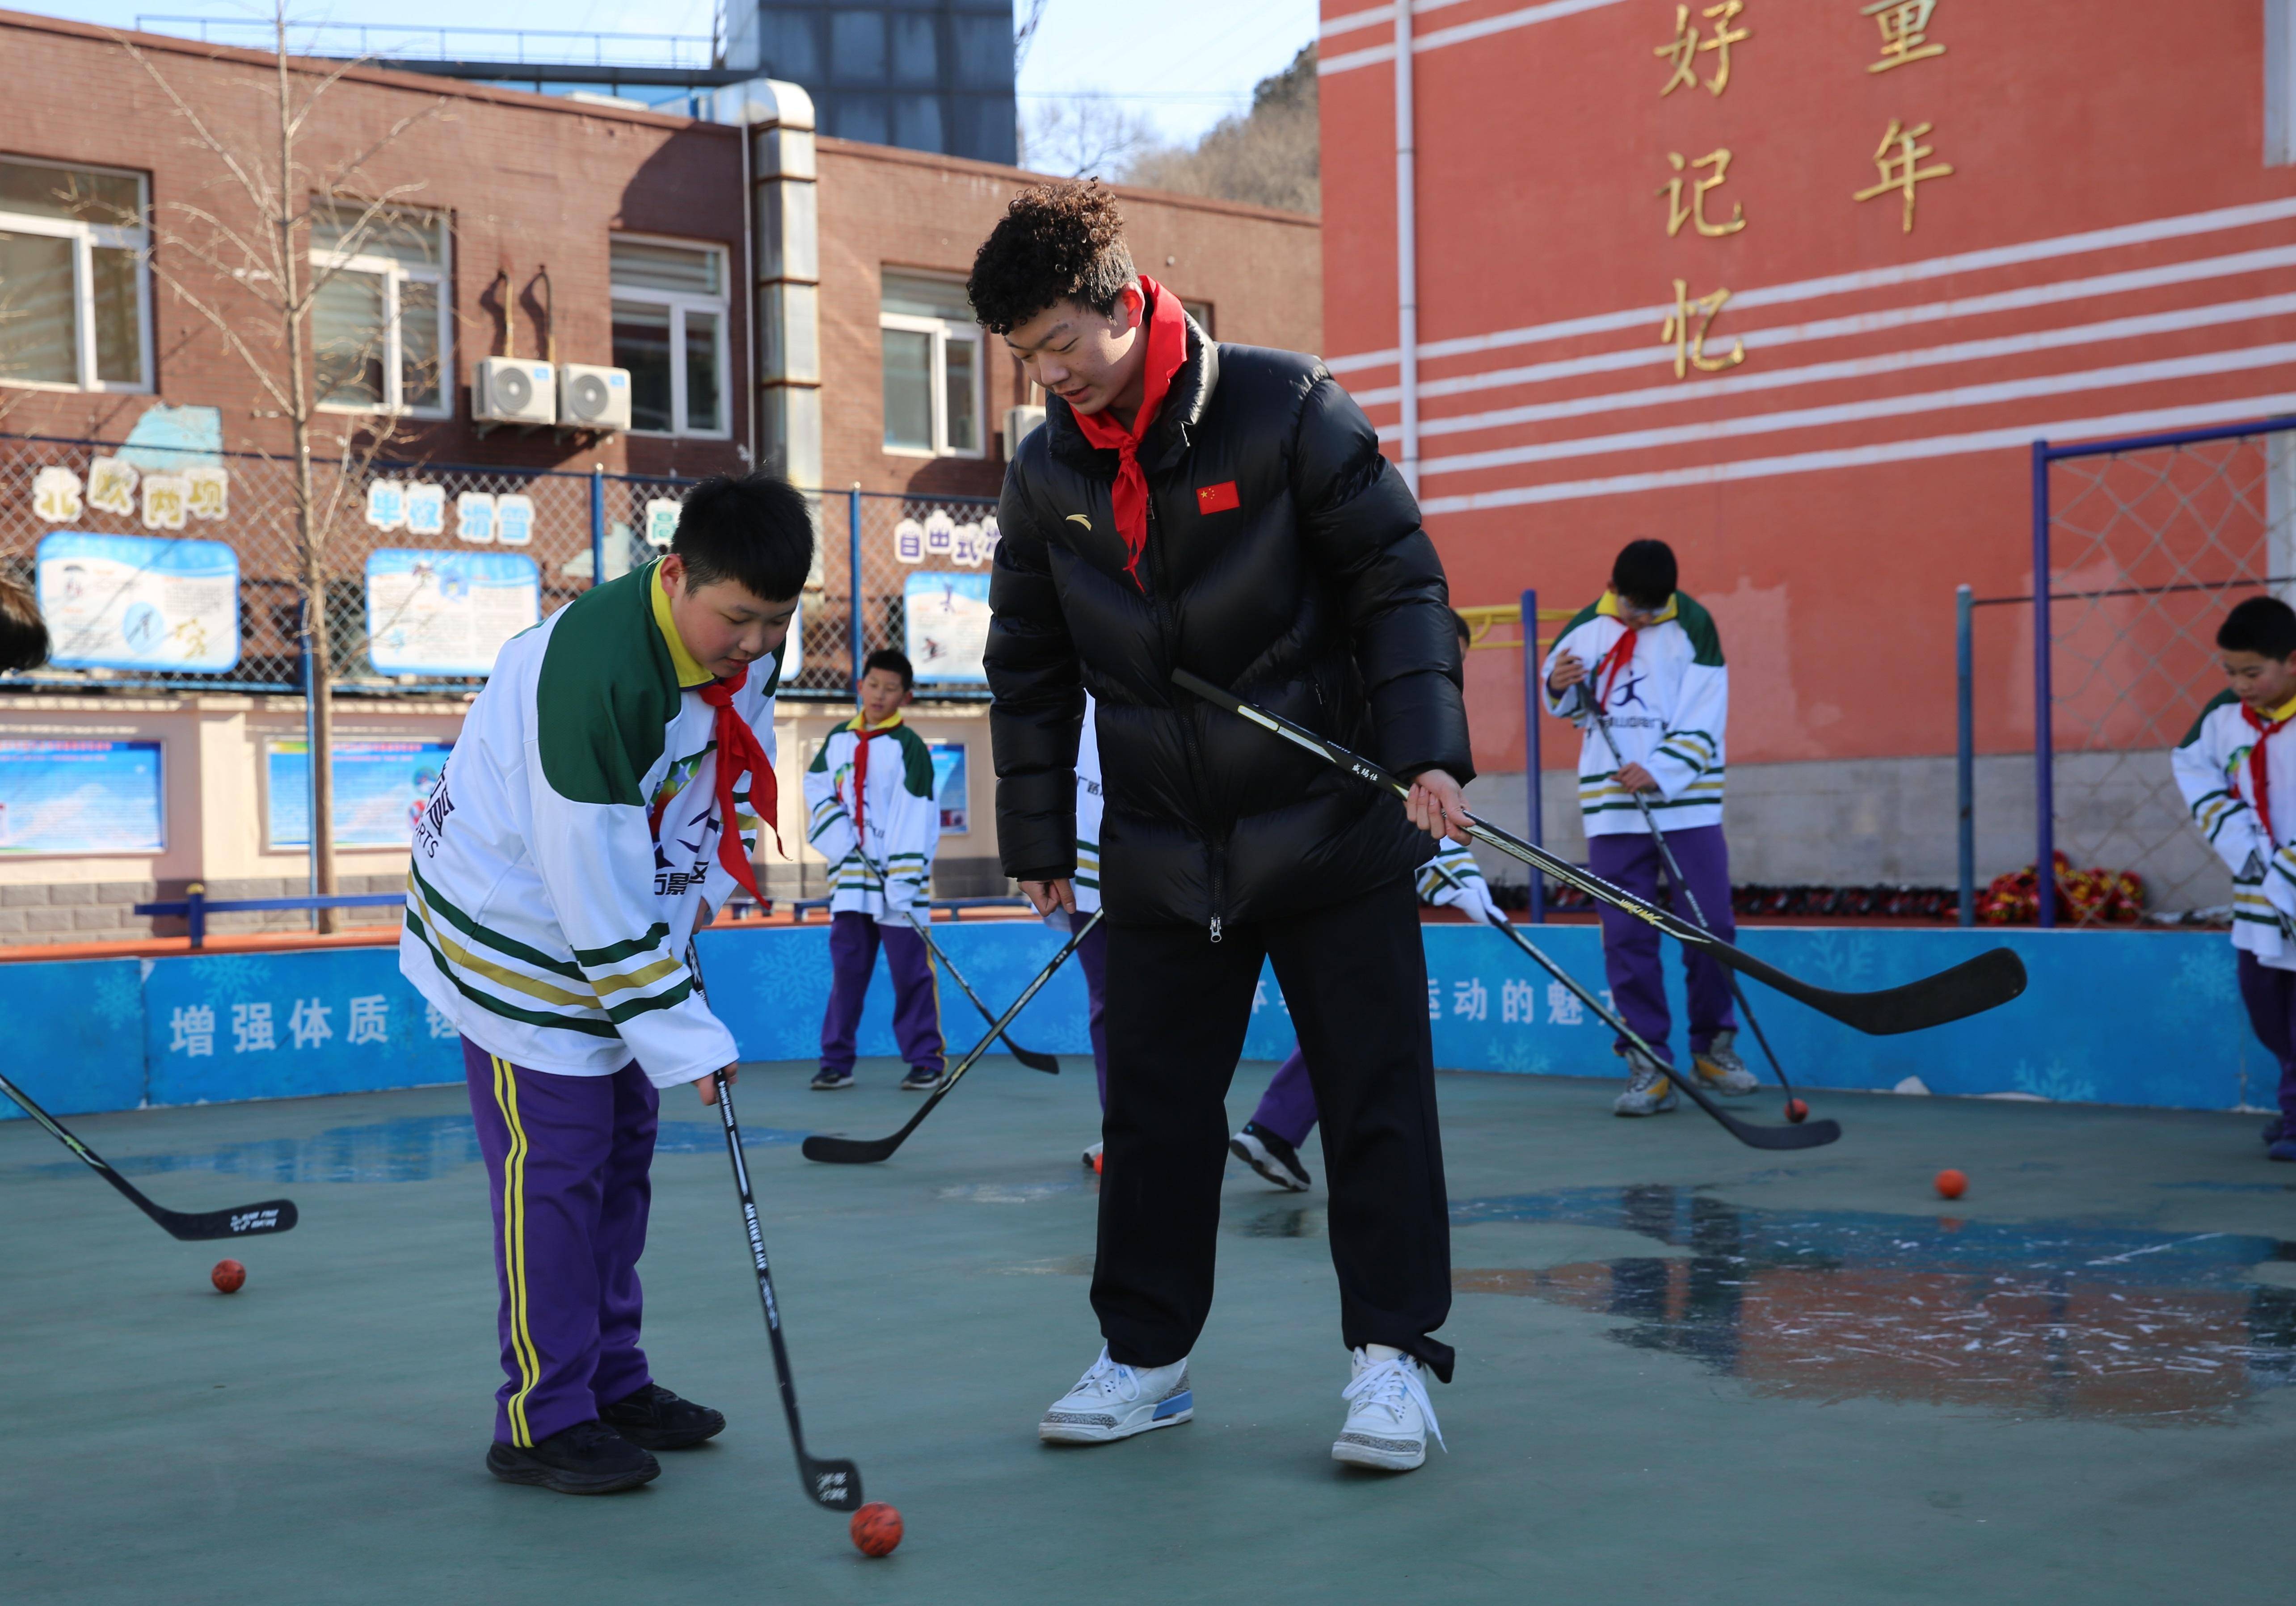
845 718 897 847
2243 701 2294 843
1594 626 1639 712
1066 275 1188 589
697 668 779 900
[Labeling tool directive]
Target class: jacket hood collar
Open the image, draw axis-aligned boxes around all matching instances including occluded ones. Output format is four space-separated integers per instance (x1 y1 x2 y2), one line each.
1045 311 1216 479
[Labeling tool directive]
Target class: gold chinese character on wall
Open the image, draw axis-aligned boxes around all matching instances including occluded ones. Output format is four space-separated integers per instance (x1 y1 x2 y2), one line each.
1655 1 1750 97
1853 118 1954 232
1658 148 1746 237
1861 0 1945 73
1660 280 1746 378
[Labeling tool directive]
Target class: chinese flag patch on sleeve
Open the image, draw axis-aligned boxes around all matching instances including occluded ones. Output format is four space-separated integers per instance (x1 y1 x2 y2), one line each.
1195 481 1240 514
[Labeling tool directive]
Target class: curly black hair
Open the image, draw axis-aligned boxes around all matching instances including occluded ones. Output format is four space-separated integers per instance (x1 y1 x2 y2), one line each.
966 181 1137 335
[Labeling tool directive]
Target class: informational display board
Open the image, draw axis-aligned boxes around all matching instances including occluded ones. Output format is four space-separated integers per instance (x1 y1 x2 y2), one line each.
34 531 241 673
364 550 540 678
0 738 165 855
927 739 967 834
265 739 453 851
903 572 991 683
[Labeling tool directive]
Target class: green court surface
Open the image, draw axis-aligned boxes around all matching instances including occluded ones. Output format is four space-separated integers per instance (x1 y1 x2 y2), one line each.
4 1060 2290 1605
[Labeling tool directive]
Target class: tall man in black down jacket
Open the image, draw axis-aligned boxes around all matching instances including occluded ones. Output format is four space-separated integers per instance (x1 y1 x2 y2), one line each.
970 183 1475 1475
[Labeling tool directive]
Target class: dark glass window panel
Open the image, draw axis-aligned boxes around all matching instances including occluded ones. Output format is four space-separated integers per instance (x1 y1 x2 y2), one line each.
830 9 885 83
684 310 722 434
881 327 932 450
0 230 76 384
612 299 674 432
313 267 386 407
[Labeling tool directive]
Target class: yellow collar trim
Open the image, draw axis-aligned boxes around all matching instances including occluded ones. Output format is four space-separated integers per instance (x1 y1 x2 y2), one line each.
844 711 906 734
2267 691 2296 725
649 562 713 688
1597 590 1678 624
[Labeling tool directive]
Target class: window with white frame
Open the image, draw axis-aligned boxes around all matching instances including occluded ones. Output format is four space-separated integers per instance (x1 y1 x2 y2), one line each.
309 203 450 416
0 156 150 392
880 271 982 458
611 237 729 437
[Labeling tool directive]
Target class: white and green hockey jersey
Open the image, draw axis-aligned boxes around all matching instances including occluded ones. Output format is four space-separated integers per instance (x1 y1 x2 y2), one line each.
1539 590 1727 838
1415 838 1496 913
803 712 940 919
1074 693 1104 915
2172 688 2296 967
398 558 775 1088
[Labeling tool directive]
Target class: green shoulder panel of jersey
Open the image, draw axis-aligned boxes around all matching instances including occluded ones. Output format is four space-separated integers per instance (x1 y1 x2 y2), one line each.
536 563 678 807
892 725 937 797
1673 592 1725 667
2180 688 2240 749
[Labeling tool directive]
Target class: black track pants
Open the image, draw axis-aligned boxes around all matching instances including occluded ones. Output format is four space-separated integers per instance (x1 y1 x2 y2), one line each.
1093 873 1454 1382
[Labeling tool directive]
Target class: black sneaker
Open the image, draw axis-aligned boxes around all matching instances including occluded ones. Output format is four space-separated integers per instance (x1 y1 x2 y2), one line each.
600 1383 726 1451
900 1065 942 1091
1230 1121 1312 1191
811 1066 854 1091
486 1420 659 1495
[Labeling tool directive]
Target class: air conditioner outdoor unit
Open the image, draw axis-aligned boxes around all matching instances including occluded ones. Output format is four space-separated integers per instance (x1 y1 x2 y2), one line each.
475 357 557 426
560 363 632 432
1003 404 1047 459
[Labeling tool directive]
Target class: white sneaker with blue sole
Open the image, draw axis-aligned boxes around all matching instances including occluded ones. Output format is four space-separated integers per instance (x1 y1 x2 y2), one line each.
1038 1347 1192 1444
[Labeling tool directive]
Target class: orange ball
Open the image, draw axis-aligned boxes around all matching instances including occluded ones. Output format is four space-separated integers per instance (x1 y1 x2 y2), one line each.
211 1259 246 1294
850 1501 902 1558
1783 1098 1808 1124
1934 1169 1967 1201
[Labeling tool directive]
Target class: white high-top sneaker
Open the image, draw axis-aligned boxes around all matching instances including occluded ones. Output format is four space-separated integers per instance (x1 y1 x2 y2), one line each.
1038 1346 1192 1444
1332 1345 1444 1472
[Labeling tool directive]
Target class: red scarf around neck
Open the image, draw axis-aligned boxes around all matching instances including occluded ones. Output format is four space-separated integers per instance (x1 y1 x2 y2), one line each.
845 717 899 847
698 668 780 900
1067 275 1188 589
2244 701 2294 844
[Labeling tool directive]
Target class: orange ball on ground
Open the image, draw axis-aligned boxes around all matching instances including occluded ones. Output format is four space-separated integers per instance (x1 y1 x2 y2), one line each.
1934 1169 1967 1201
850 1501 902 1557
211 1259 246 1294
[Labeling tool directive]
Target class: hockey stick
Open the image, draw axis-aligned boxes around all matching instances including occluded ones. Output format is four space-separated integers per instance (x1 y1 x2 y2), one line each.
0 1070 298 1241
854 848 1059 1074
1579 692 1798 1104
804 911 1104 1165
686 945 863 1511
1429 865 1839 1150
1171 668 2026 1036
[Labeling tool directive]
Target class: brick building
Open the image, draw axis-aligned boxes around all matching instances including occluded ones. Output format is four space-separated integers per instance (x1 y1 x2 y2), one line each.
1318 0 2296 910
0 11 1320 943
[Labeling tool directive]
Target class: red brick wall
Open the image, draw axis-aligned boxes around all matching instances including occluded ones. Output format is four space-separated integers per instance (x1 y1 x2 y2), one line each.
0 10 749 482
814 137 1322 500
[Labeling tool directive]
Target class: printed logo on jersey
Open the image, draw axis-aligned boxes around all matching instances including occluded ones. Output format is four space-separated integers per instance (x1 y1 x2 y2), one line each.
653 814 716 897
1195 481 1239 515
412 774 457 860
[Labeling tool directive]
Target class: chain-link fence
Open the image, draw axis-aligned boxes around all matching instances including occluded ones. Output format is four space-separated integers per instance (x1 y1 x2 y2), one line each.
814 488 1000 699
2035 418 2296 923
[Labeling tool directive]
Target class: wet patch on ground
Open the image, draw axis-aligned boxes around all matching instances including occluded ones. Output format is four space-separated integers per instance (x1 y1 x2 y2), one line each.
1453 1184 2296 1424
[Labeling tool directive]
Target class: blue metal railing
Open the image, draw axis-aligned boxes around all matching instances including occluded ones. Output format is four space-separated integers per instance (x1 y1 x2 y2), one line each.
132 886 405 948
787 897 1032 925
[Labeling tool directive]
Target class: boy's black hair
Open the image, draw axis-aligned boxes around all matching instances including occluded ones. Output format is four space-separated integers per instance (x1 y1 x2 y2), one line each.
671 473 814 601
966 181 1136 336
0 576 48 672
862 648 915 691
2219 595 2296 659
1611 539 1678 609
1450 608 1471 646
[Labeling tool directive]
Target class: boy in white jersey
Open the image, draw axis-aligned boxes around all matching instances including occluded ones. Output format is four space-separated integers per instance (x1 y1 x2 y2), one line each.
1541 539 1756 1117
401 473 807 1496
2171 594 2296 1162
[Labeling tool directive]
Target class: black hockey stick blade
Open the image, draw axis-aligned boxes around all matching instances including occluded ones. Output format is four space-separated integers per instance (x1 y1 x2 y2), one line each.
1171 669 2027 1036
804 911 1103 1164
1 1071 300 1240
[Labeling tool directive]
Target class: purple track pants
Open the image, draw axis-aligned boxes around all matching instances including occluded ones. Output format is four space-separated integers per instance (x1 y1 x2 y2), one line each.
1586 823 1738 1061
819 910 945 1076
2236 951 2296 1123
465 1037 657 1447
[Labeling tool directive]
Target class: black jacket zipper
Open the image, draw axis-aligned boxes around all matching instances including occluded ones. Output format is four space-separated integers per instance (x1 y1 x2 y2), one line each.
1143 491 1225 941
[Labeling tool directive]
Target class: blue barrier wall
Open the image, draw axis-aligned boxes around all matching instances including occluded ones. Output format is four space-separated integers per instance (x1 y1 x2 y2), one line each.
0 922 2259 1120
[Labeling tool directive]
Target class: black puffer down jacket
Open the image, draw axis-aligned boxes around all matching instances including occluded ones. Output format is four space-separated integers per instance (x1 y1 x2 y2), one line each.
986 317 1472 932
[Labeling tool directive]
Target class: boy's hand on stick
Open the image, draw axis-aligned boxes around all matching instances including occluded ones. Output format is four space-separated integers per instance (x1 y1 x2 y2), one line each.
1614 762 1659 794
1546 651 1585 695
1406 768 1473 844
695 1064 739 1105
1020 878 1076 916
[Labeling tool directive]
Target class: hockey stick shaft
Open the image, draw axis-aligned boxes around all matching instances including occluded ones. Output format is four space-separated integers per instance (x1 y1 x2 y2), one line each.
803 910 1103 1164
0 1070 298 1240
1171 668 2025 1036
687 946 862 1510
1580 695 1794 1096
854 848 1059 1074
1428 867 1838 1150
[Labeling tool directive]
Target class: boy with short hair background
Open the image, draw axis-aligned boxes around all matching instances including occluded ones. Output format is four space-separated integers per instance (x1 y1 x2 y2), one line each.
804 648 945 1092
400 472 809 1496
2171 594 2296 1162
1541 538 1755 1116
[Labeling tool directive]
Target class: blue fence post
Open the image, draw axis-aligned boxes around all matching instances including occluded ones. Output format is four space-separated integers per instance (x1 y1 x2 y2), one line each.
588 465 607 590
186 883 206 951
2031 440 2056 927
1520 588 1544 923
848 484 864 690
1956 582 1975 928
298 599 320 928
